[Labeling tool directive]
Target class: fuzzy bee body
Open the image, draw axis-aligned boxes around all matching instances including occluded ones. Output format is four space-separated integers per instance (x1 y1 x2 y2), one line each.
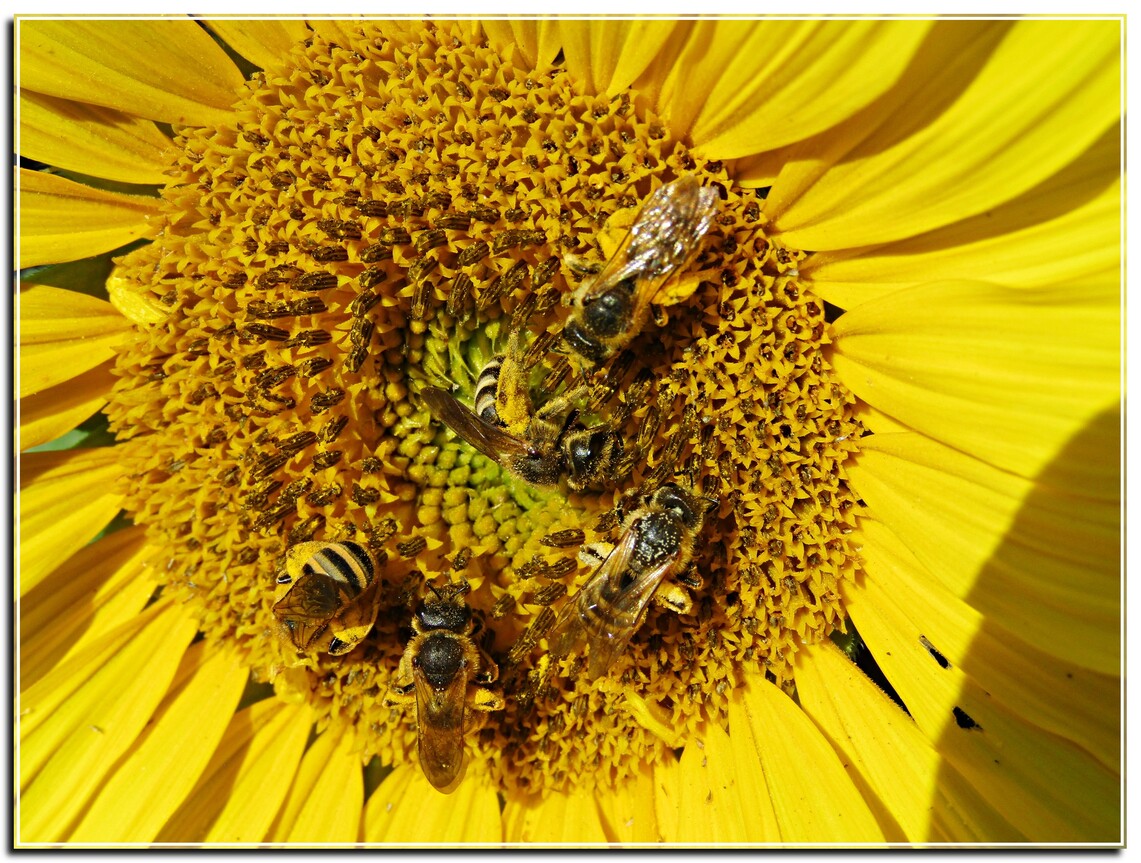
563 175 719 365
272 540 382 656
548 483 713 677
386 582 503 793
421 329 623 491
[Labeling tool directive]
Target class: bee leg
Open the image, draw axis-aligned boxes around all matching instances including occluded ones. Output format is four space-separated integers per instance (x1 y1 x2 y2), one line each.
474 643 501 685
577 542 610 569
649 302 669 327
383 685 414 708
563 253 603 277
652 583 693 616
676 563 704 591
471 686 505 712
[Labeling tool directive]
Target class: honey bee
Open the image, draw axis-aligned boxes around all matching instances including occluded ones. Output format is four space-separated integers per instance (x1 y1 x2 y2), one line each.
386 581 504 793
272 540 382 656
562 175 719 365
547 483 714 677
420 327 624 490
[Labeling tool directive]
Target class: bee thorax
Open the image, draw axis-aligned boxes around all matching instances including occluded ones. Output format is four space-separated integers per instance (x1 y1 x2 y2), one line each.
634 513 683 568
418 632 466 688
581 282 635 337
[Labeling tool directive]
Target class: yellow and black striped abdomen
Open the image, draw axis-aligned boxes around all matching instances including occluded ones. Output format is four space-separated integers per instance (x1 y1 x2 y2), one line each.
473 356 503 424
300 540 376 599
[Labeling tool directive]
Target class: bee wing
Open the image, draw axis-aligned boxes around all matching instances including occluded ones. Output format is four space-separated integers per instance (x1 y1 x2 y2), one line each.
548 526 660 677
272 577 343 651
272 575 342 620
581 176 719 310
421 385 536 465
327 579 383 656
587 555 675 679
414 668 468 793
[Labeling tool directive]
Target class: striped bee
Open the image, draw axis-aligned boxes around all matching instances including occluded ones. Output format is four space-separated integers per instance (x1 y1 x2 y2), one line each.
385 581 504 793
272 540 382 656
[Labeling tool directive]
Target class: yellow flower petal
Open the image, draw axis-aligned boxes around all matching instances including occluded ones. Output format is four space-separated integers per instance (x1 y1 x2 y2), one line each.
20 284 133 398
19 168 160 268
363 765 502 843
19 596 167 745
503 786 609 844
769 20 1120 249
850 434 1118 674
593 758 671 843
689 21 931 159
157 699 314 843
265 725 363 843
19 362 116 452
20 526 152 690
673 721 777 843
855 517 1118 772
831 278 1120 484
797 638 1007 843
19 19 244 126
204 20 310 71
804 127 1121 308
305 20 367 44
19 90 172 185
19 447 125 596
728 673 886 843
68 643 248 842
19 599 197 843
480 20 562 70
556 20 684 97
106 266 170 325
842 568 1120 842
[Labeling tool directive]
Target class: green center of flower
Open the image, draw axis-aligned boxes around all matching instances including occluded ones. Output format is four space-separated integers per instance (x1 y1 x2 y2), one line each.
104 20 864 797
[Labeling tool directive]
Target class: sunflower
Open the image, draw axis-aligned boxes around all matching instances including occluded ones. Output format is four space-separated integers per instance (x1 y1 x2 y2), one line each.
17 17 1121 846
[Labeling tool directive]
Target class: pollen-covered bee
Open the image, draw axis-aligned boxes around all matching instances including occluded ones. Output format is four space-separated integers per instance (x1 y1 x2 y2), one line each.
562 175 719 365
386 580 504 793
272 540 382 656
420 327 624 490
547 483 714 678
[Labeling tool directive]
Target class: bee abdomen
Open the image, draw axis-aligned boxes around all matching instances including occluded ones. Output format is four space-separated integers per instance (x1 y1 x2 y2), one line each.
310 541 375 597
474 356 503 423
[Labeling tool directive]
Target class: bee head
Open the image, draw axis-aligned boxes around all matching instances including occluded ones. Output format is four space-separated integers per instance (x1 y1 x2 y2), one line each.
417 595 472 633
560 320 609 365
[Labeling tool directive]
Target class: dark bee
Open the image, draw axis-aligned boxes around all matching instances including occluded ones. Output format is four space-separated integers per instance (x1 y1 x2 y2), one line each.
547 483 714 677
562 175 718 365
420 328 624 491
385 581 503 793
